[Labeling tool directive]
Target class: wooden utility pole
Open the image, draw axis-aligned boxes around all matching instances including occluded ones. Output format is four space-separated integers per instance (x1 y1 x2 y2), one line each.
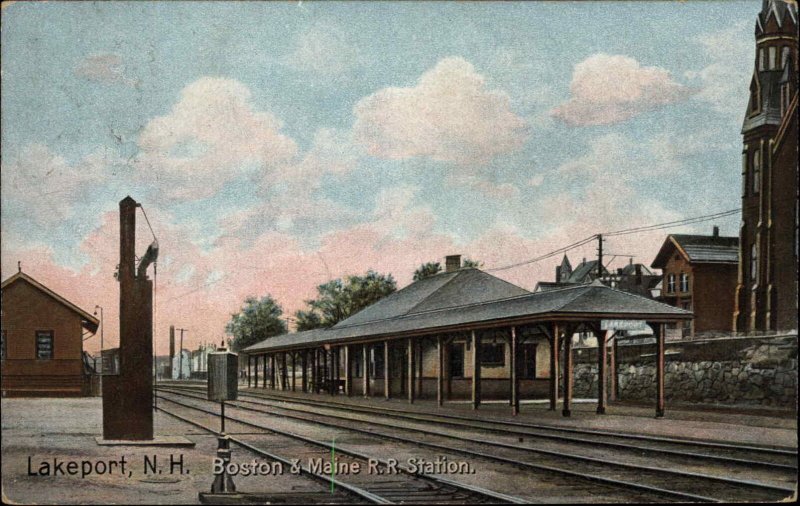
597 234 604 279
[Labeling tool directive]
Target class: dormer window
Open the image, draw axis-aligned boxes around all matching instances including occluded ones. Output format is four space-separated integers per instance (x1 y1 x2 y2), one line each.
750 82 760 114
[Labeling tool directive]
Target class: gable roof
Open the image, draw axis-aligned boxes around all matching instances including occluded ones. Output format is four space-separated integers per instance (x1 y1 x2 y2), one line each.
567 259 608 283
332 268 529 328
245 280 691 354
1 272 100 333
651 234 739 269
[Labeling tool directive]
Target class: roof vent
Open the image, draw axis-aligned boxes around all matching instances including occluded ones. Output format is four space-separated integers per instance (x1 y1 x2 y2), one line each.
445 255 462 273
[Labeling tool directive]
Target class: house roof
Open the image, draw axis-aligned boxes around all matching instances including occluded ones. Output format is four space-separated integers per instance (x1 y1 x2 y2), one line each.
651 234 739 269
245 280 691 354
333 268 529 328
1 271 100 333
567 259 607 283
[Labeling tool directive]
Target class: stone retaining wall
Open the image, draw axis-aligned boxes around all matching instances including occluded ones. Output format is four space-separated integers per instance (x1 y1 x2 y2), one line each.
572 334 797 408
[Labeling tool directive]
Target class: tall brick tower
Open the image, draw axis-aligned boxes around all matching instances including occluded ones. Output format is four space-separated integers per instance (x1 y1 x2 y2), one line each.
734 0 798 332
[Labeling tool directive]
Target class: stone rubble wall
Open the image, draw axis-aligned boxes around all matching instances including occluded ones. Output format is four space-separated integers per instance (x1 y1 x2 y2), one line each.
572 334 797 408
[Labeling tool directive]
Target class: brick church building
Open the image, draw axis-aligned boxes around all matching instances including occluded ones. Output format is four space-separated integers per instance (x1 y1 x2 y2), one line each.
734 0 798 333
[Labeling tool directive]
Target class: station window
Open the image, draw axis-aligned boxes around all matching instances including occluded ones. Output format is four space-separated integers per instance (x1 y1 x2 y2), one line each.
680 273 690 293
481 343 505 367
449 343 465 378
36 331 53 360
667 273 676 293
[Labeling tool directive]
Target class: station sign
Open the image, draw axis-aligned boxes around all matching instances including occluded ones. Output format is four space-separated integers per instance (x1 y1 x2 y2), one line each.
600 319 648 331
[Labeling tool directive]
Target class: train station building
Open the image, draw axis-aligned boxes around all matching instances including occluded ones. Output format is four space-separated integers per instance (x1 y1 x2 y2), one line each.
244 258 692 417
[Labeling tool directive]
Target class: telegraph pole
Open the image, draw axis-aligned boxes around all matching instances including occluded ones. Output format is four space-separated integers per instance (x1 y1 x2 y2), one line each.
176 328 188 380
597 234 604 279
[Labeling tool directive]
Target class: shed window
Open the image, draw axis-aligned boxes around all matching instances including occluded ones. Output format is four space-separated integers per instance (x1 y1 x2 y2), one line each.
680 273 690 293
481 343 505 367
36 331 53 360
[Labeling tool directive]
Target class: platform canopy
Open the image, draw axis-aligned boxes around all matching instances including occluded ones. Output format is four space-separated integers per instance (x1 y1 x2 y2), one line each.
244 272 691 355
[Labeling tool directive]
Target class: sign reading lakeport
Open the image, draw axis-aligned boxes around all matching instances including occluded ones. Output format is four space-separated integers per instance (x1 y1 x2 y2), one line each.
215 457 476 477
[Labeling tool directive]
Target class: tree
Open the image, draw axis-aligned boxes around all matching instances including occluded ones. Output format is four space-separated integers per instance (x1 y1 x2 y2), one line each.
225 295 288 351
413 261 442 281
462 257 483 269
294 270 397 329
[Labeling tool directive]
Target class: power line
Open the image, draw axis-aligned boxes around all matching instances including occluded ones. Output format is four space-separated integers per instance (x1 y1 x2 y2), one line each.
485 234 597 273
485 208 741 273
602 209 739 237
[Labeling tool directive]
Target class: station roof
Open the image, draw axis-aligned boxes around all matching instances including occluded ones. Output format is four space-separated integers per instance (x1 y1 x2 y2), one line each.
244 278 691 354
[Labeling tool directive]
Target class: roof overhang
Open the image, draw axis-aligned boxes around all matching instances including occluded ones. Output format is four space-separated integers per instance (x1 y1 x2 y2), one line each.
245 285 692 354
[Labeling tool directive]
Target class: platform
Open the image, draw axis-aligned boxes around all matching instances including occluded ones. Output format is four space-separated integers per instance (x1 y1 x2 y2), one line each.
95 435 195 447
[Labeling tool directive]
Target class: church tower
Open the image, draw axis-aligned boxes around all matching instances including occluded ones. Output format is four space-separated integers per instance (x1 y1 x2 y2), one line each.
734 0 798 332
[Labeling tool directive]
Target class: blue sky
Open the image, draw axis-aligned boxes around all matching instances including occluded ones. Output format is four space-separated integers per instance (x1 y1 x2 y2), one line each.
0 1 757 345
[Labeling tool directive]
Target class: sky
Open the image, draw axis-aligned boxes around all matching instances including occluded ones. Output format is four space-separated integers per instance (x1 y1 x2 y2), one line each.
1 1 756 353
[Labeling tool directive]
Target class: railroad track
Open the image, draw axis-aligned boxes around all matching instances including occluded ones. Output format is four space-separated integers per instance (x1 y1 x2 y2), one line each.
155 393 527 504
157 386 796 502
160 383 797 471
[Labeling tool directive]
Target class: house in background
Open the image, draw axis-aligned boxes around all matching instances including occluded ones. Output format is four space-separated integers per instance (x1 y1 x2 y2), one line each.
535 255 610 292
651 227 739 338
1 269 99 397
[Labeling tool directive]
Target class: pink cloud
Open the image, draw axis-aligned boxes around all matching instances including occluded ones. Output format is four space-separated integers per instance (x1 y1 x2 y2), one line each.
353 57 529 166
550 53 696 126
135 77 297 200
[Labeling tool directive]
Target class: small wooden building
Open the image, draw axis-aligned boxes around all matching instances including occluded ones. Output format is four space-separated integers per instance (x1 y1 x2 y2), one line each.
1 271 99 397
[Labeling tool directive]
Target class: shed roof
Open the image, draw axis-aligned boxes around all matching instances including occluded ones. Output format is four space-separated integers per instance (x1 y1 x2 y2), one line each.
1 271 100 333
245 280 691 353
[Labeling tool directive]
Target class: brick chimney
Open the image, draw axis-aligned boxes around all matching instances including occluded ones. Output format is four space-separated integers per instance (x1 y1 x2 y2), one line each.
712 225 719 238
445 255 462 273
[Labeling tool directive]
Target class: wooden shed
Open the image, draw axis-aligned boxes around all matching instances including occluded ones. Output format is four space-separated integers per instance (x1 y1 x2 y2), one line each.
1 270 99 397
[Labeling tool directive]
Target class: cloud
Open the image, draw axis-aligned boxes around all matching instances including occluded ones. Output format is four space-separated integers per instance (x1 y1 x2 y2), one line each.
551 54 696 126
135 77 297 200
284 22 361 77
74 53 138 87
353 57 529 166
685 22 751 117
0 144 124 231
